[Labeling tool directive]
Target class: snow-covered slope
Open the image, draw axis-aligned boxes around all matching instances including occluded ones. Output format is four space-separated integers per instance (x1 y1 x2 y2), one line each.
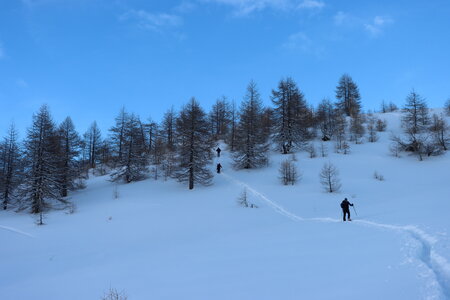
1 111 450 300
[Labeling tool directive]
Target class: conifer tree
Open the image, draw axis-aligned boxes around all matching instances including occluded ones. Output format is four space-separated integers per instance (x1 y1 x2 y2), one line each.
209 96 232 141
233 81 268 169
271 77 310 154
23 105 66 224
0 124 22 210
110 107 128 165
336 74 362 117
111 114 149 183
57 117 82 197
162 107 177 152
174 98 213 190
84 121 102 169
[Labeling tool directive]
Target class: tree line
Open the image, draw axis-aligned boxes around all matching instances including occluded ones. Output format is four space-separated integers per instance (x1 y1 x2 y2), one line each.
1 74 449 223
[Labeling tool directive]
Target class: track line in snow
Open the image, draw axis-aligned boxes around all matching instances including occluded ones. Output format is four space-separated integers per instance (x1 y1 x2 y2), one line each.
223 172 450 299
0 225 34 238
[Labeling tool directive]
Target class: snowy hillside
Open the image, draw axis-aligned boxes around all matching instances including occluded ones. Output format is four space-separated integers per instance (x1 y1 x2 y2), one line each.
1 111 450 300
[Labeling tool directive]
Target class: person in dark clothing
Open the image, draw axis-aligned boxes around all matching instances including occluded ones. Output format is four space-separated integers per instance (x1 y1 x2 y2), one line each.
216 147 221 157
340 198 354 221
216 163 222 174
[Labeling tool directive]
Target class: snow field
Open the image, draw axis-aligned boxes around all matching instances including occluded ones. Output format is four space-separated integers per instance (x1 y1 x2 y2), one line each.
1 111 450 299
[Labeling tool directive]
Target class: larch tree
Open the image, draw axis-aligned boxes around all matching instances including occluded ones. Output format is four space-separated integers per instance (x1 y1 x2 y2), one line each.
22 105 66 224
209 96 231 141
271 77 310 154
84 121 102 169
0 123 22 210
111 114 149 183
335 74 362 118
319 162 341 193
233 81 268 169
316 98 338 141
57 117 82 197
162 107 177 152
110 107 128 165
174 98 213 190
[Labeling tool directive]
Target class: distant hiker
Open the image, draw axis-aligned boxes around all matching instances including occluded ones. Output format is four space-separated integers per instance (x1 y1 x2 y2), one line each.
216 163 222 174
340 198 354 221
216 147 222 157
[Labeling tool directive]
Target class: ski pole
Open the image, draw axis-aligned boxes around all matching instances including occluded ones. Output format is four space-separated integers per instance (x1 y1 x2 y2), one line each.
352 205 358 216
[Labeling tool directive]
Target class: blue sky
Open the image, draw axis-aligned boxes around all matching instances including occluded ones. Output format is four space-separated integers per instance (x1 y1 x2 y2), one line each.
1 0 449 136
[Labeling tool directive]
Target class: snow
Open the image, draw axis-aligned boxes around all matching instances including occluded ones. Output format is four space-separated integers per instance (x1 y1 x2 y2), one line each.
1 111 450 300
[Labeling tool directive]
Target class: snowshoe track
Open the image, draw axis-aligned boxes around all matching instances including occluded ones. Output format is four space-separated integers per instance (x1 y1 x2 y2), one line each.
223 173 450 299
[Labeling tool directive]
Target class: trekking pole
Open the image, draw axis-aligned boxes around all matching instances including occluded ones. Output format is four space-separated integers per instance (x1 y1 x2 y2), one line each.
352 205 358 216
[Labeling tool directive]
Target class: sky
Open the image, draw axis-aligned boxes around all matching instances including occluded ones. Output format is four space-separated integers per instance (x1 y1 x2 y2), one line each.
1 0 450 136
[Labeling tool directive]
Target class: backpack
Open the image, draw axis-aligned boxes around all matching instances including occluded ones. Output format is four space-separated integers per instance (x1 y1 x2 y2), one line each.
340 202 344 209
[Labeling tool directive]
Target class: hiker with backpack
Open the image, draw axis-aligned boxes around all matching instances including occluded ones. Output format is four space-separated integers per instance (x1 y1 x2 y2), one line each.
340 198 354 221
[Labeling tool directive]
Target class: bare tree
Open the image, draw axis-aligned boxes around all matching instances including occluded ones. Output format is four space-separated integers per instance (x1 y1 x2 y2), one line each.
376 119 387 132
320 142 328 157
445 98 450 116
279 159 299 185
84 121 102 169
429 113 448 151
319 162 341 193
306 143 317 158
209 96 231 141
349 114 365 144
316 98 338 141
101 288 127 300
366 115 379 143
162 106 177 152
110 114 149 183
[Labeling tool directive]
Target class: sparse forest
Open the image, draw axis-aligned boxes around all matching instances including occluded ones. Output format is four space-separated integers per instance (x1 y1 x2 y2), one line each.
1 75 449 223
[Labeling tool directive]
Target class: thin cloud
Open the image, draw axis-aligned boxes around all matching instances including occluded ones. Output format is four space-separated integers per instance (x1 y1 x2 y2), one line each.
333 11 349 25
175 1 197 13
203 0 293 16
283 32 324 57
364 16 393 37
17 79 29 88
120 10 183 32
298 0 324 9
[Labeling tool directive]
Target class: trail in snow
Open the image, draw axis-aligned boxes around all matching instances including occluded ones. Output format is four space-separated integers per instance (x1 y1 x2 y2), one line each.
223 172 450 299
0 225 34 238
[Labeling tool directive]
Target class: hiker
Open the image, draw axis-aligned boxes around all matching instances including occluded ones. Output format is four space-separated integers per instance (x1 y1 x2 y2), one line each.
340 198 354 221
216 147 221 157
216 163 222 174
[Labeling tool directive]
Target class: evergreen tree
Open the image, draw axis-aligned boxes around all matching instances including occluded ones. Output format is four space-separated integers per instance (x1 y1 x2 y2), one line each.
335 74 362 117
22 105 66 224
111 114 149 183
271 77 310 154
57 117 82 197
174 98 213 190
0 124 22 210
233 81 268 169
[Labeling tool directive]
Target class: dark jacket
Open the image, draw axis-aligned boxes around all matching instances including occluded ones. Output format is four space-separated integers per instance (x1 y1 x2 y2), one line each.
340 199 353 211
